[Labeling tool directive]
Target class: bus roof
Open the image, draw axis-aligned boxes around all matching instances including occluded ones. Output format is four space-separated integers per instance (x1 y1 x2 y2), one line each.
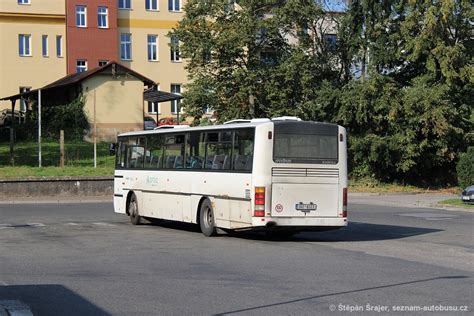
117 118 339 137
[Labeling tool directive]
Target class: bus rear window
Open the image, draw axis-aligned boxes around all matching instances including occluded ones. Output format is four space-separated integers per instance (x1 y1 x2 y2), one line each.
273 122 338 164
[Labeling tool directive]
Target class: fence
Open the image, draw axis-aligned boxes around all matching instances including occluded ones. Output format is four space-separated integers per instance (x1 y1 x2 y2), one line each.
0 127 115 169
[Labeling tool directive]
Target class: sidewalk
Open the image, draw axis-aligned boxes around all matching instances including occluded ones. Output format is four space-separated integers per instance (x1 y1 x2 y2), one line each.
1 192 470 212
0 195 112 204
349 192 471 212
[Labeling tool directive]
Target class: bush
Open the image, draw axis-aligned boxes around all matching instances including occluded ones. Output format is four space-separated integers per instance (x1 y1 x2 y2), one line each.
456 147 474 188
26 96 90 140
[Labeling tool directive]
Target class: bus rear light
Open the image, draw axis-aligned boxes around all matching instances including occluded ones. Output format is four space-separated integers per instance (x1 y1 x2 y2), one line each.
342 187 347 217
254 187 266 217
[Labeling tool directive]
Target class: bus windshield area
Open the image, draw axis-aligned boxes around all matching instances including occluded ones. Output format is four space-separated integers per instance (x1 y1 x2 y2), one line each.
273 122 338 164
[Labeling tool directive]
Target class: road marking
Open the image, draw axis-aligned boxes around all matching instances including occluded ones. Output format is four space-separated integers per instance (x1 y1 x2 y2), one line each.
0 224 12 230
398 212 458 220
0 281 8 286
64 223 79 226
93 222 116 227
0 300 33 316
26 223 45 227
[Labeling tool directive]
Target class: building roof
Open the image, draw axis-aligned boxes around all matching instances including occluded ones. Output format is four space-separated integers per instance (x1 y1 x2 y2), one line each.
143 86 183 103
0 61 156 102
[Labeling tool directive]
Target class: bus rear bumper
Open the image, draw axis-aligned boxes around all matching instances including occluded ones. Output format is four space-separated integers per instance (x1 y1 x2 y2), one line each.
251 216 347 229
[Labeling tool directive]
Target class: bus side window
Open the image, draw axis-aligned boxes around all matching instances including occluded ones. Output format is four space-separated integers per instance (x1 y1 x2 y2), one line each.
233 129 254 171
145 134 163 169
116 139 127 168
186 131 203 169
164 134 185 169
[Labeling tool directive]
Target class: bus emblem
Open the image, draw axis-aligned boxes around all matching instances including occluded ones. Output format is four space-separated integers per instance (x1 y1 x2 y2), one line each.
275 204 283 212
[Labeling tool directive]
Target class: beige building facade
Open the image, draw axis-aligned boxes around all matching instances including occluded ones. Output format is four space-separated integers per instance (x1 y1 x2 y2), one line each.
0 0 189 125
117 0 188 121
0 0 66 111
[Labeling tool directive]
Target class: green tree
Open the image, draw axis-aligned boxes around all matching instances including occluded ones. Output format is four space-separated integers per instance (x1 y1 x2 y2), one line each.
171 0 344 122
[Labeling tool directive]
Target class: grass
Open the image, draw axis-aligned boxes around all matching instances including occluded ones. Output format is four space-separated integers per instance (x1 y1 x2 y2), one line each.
349 177 460 194
438 199 474 209
0 140 115 178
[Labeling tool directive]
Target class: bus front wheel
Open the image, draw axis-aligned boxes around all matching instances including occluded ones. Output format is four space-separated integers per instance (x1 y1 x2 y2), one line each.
199 199 217 237
128 193 142 225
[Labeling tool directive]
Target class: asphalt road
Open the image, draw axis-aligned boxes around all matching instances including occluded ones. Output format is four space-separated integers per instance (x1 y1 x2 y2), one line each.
0 199 472 315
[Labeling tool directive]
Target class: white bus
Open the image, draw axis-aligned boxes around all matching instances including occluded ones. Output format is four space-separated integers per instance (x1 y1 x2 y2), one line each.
113 117 347 236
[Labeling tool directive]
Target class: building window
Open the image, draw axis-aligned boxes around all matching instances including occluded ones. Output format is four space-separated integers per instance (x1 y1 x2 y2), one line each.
170 35 180 62
42 35 48 57
76 60 87 73
171 84 182 114
18 0 30 4
147 35 158 61
168 0 180 11
146 0 158 11
98 7 108 28
56 35 63 57
148 102 160 114
76 6 87 27
323 34 337 51
120 33 132 60
119 0 131 9
98 60 109 66
19 34 31 56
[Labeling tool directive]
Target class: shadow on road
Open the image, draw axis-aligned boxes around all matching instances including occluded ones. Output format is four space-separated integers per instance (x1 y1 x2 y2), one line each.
144 220 442 242
0 284 110 316
213 276 470 315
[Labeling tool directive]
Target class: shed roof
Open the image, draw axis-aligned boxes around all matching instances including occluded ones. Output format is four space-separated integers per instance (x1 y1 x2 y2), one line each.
0 61 156 102
143 86 183 103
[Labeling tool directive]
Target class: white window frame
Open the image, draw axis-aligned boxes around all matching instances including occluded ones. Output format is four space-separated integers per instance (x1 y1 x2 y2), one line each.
118 0 131 9
168 0 180 12
146 0 158 11
19 34 31 57
98 6 108 29
147 35 158 61
171 84 183 114
76 5 87 28
18 0 30 5
120 33 132 61
42 35 48 57
170 35 180 62
76 60 87 73
148 102 161 114
56 35 63 57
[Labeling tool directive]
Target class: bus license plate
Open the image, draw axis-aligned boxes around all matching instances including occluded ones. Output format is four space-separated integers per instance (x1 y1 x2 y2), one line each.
295 203 317 211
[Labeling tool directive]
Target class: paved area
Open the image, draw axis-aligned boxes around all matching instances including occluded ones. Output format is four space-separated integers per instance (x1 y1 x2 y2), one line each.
0 200 472 315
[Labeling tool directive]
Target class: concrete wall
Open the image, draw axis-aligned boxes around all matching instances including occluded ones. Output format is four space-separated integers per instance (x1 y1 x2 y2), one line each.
0 177 113 198
82 75 145 141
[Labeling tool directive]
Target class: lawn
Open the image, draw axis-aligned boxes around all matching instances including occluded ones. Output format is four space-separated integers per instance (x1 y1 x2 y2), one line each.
438 199 474 209
0 140 115 178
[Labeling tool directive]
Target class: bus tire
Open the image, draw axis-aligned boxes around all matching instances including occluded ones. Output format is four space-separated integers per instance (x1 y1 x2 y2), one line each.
199 199 216 237
128 193 142 225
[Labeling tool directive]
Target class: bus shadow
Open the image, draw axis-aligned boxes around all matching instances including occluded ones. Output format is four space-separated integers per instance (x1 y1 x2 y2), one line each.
146 220 442 242
231 221 442 242
0 284 110 315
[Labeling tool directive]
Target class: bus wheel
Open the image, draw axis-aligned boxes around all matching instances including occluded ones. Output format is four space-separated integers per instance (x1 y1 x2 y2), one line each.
199 199 216 237
128 193 142 225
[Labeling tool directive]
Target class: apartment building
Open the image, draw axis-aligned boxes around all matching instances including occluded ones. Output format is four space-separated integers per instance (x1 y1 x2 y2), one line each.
0 0 187 122
117 0 188 121
0 0 67 111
